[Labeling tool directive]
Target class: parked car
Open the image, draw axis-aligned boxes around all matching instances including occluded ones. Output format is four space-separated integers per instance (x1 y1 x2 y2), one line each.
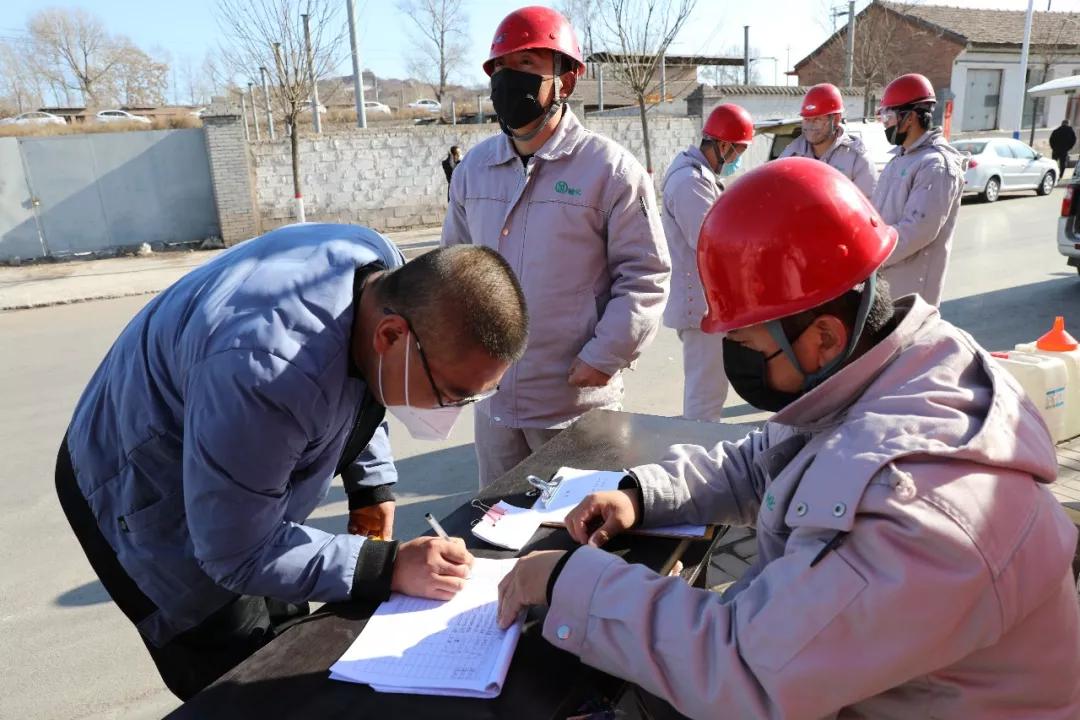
1056 173 1080 275
954 137 1057 202
407 99 441 113
364 100 392 116
0 111 67 127
95 109 151 125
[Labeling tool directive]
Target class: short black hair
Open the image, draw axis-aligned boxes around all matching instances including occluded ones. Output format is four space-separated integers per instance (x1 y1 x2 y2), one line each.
378 246 528 363
779 271 895 347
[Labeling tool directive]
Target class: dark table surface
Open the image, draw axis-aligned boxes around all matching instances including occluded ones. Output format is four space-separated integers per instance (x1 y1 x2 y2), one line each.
168 409 756 720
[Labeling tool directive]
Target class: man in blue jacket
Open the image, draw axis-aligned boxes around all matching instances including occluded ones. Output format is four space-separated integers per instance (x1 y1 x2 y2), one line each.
55 223 528 699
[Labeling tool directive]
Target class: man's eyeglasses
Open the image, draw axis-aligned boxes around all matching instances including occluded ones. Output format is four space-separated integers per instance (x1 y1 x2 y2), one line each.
386 308 500 408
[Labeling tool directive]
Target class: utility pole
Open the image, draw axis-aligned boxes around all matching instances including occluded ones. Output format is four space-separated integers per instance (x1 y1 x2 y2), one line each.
260 66 275 140
659 53 666 102
598 63 605 111
302 13 322 134
346 0 367 128
844 0 855 87
248 82 261 140
240 92 250 141
476 94 483 123
743 26 750 85
1016 0 1035 140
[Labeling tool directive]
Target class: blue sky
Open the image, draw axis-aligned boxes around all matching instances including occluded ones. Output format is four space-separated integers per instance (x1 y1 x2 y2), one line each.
4 0 1080 92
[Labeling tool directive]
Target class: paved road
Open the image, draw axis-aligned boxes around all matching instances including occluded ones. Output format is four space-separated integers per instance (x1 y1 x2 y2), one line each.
2 188 1077 719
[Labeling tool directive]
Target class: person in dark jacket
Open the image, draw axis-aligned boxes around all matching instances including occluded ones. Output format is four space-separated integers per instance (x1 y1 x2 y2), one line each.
1050 120 1077 179
442 145 463 200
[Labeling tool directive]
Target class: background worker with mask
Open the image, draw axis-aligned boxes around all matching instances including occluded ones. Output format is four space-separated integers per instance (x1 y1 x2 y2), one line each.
495 159 1080 719
661 103 753 421
55 224 529 700
872 72 965 306
441 5 670 488
780 82 877 198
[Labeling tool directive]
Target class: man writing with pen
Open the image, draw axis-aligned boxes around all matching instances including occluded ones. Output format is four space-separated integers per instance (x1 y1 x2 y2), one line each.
495 159 1080 718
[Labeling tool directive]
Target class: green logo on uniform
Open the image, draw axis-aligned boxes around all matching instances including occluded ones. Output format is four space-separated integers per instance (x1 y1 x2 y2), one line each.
555 180 582 196
765 493 776 511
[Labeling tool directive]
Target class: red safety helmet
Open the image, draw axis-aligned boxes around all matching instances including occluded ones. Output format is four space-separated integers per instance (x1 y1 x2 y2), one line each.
800 83 844 117
483 7 585 77
880 73 935 109
697 157 897 333
703 103 754 144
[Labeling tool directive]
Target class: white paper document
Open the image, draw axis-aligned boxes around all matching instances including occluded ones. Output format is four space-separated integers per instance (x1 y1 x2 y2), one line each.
329 557 522 698
469 467 711 550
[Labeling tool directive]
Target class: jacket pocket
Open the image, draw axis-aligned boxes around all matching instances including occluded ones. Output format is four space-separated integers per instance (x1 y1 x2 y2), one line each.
119 490 183 533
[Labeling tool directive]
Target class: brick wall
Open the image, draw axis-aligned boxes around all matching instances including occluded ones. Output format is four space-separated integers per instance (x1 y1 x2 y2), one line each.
246 114 701 234
796 3 966 107
202 112 260 245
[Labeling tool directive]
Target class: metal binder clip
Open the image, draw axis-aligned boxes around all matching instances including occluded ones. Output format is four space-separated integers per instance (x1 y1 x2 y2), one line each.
469 498 493 527
525 473 562 507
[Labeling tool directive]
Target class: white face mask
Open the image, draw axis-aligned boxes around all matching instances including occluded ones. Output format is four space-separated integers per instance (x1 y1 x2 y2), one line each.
378 331 463 441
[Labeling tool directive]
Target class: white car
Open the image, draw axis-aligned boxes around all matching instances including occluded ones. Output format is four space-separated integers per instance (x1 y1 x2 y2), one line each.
95 109 151 125
954 137 1058 202
364 100 392 116
0 111 67 127
760 117 893 172
407 99 441 113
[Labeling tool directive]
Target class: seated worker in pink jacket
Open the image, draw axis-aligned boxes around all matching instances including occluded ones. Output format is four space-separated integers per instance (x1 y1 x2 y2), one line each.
497 158 1080 719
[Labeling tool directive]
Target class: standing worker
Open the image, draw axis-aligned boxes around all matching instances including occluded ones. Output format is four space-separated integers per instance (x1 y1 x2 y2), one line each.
442 145 463 201
496 159 1080 719
441 5 670 488
871 73 965 306
661 103 753 421
1050 119 1076 181
780 83 877 198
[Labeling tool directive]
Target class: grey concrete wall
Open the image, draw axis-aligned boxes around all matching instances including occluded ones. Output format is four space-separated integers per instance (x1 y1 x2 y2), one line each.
244 113 701 234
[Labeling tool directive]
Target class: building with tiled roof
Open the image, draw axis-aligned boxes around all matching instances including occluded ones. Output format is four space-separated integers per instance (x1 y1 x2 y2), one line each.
794 1 1080 134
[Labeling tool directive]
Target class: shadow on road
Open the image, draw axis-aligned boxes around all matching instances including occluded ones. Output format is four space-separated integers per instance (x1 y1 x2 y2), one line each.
941 275 1080 351
54 579 111 607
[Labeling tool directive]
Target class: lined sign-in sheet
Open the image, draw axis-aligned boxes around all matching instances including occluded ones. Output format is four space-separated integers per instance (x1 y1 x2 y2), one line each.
329 557 523 698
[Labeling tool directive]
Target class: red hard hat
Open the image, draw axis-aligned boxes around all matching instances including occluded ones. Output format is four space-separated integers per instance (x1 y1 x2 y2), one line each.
703 104 754 144
800 83 844 117
880 73 935 109
483 6 585 77
697 157 897 333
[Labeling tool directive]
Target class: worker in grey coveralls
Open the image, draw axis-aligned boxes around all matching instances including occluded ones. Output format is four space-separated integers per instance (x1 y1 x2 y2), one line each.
872 73 966 306
779 82 877 198
440 6 670 487
661 103 753 422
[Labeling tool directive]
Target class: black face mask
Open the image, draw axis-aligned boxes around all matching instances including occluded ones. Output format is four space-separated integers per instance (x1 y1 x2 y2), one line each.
723 339 802 412
490 68 547 130
885 115 908 146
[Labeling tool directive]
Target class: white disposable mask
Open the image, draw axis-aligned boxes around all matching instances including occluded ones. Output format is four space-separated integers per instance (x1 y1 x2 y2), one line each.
377 331 462 441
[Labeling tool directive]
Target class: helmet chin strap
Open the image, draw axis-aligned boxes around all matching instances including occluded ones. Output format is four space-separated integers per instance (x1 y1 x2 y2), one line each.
765 274 878 392
501 54 564 142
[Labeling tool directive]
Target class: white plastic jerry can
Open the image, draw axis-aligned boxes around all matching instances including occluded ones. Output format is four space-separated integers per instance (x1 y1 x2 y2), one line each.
1015 316 1080 441
990 351 1068 442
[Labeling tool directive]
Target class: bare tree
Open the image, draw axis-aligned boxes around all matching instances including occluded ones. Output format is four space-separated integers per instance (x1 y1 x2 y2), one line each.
217 0 347 221
594 0 698 173
27 8 121 106
109 40 170 106
397 0 468 103
1026 11 1080 143
0 40 46 114
558 0 601 63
